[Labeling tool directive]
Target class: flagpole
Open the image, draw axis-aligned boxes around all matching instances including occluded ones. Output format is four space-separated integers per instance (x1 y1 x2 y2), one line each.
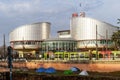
22 37 24 58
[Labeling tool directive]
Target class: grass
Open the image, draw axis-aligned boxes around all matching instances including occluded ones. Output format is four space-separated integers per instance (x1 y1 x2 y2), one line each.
14 69 120 77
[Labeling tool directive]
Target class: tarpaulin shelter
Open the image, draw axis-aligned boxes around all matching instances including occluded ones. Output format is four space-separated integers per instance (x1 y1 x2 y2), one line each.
36 67 46 73
79 70 89 76
70 67 80 72
45 67 56 74
63 70 73 75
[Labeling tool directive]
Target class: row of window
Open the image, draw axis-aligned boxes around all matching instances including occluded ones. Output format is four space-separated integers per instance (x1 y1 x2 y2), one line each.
41 41 77 52
13 40 112 45
13 41 76 44
13 41 77 52
79 40 113 45
13 41 42 45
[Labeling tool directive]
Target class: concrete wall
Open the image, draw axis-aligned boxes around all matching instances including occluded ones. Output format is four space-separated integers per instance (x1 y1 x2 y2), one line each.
1 61 120 72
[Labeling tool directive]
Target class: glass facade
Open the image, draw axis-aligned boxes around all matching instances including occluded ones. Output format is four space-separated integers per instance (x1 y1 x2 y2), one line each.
77 39 113 49
40 40 77 54
13 41 42 45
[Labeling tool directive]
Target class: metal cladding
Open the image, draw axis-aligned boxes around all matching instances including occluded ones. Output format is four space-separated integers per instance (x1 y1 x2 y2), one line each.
10 22 51 42
9 22 51 49
71 17 117 40
9 12 119 51
70 14 118 48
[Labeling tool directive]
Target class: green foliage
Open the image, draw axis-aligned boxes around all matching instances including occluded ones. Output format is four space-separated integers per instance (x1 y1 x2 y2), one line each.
111 30 120 50
63 70 73 75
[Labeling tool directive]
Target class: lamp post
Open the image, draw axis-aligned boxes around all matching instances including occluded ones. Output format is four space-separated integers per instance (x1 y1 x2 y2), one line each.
7 46 13 80
96 25 98 60
3 34 6 58
106 30 108 54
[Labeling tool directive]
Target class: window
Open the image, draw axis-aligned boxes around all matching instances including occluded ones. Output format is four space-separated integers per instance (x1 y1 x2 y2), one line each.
59 31 69 35
65 54 68 58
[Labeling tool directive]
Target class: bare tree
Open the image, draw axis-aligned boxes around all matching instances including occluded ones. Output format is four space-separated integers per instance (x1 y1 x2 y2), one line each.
0 45 7 58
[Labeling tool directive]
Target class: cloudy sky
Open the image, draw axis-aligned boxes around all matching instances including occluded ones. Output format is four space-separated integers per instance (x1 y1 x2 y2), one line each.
0 0 120 45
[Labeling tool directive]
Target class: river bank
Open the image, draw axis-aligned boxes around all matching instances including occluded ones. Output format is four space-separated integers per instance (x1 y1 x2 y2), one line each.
1 60 120 72
11 70 120 80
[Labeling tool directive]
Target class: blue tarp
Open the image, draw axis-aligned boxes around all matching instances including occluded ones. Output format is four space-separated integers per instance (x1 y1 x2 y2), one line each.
36 67 46 73
70 67 80 72
45 67 56 74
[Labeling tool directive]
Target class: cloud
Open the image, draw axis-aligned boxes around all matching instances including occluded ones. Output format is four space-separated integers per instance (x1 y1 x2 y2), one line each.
0 0 74 40
0 0 74 17
0 0 40 16
88 0 120 25
0 0 120 45
77 0 104 12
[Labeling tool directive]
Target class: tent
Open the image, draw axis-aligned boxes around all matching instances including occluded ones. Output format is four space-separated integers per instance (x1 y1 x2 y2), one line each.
36 67 46 73
45 67 56 74
70 67 80 72
79 70 89 76
63 70 73 75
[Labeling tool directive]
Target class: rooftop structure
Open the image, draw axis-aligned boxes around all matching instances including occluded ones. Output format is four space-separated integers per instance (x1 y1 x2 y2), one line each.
70 12 118 50
9 12 119 59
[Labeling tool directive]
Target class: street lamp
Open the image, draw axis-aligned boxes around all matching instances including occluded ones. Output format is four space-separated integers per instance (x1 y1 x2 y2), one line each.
96 25 98 60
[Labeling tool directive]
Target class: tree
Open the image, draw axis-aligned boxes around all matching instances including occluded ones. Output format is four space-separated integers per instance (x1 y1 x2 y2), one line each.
112 19 120 50
111 30 120 50
117 19 120 24
111 19 120 50
0 45 7 58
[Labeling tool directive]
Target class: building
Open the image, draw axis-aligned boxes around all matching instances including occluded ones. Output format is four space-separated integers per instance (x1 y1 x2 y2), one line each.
9 12 119 58
41 38 77 52
9 22 51 58
70 12 118 51
57 30 71 38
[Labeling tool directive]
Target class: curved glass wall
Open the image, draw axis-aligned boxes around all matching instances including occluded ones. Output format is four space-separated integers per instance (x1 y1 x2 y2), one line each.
77 39 113 48
13 41 42 45
40 40 77 54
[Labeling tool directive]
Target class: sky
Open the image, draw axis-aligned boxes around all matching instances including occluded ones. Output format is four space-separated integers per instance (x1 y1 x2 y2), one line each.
0 0 120 46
